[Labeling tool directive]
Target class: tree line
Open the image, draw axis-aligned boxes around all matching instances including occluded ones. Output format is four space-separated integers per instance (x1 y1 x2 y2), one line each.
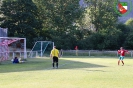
0 0 133 50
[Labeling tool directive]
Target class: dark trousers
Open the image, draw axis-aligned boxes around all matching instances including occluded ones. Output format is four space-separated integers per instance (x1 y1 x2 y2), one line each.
52 56 58 68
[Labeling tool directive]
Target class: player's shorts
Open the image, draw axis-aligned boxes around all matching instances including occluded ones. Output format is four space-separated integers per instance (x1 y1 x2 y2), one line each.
53 56 58 63
119 56 124 60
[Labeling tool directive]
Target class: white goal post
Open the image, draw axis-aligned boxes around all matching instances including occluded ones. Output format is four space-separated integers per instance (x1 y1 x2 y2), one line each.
0 37 27 61
29 41 54 57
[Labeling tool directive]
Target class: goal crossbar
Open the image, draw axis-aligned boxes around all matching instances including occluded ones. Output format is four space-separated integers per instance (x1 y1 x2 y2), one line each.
0 37 27 61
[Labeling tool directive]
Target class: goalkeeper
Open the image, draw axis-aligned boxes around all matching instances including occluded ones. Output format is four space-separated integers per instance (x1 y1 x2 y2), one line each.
50 46 59 69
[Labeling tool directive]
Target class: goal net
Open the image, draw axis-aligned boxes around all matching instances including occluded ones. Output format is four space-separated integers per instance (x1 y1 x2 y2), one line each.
0 37 27 62
29 41 54 57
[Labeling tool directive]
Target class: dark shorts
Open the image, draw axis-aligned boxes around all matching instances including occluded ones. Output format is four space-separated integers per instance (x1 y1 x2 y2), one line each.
53 56 58 63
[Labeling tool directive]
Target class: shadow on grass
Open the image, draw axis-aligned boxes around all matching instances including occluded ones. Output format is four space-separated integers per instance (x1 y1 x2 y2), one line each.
0 58 107 73
58 60 106 69
85 69 106 72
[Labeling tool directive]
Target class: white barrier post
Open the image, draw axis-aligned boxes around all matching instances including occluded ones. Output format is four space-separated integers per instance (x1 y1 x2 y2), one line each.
89 51 90 56
20 52 22 58
131 51 132 57
12 52 15 59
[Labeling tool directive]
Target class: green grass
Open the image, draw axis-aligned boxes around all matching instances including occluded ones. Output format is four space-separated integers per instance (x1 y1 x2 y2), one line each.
0 56 133 88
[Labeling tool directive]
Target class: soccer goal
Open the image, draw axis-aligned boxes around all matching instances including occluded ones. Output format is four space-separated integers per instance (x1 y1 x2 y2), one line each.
0 37 27 62
29 41 54 57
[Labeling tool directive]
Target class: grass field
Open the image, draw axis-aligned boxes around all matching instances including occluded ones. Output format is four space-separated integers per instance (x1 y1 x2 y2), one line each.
0 56 133 88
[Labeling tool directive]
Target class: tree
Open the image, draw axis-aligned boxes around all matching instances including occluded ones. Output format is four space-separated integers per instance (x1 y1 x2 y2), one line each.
78 8 96 32
124 33 133 49
0 0 42 48
33 0 84 49
123 18 133 49
103 28 122 50
125 18 133 30
34 0 83 32
85 33 105 50
84 0 119 32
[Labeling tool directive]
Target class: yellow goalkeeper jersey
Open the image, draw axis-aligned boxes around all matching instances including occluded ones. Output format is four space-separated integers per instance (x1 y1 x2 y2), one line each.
50 48 59 57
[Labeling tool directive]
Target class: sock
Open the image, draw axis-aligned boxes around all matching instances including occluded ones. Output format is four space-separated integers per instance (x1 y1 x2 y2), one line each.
52 63 54 67
56 63 58 68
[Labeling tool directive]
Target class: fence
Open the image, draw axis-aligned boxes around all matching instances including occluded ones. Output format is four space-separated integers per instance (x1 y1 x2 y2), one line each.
0 51 38 61
1 50 133 61
62 50 133 57
0 50 49 61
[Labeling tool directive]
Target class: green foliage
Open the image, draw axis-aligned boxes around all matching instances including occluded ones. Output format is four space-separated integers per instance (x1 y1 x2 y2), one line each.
45 29 78 50
85 0 119 31
0 0 43 48
0 0 132 50
34 0 83 31
116 23 130 46
125 18 133 31
85 33 104 50
123 18 133 49
78 28 121 50
124 33 133 49
34 0 85 49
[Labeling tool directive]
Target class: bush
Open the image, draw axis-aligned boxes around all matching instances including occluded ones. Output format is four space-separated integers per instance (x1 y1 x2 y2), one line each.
124 33 133 49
